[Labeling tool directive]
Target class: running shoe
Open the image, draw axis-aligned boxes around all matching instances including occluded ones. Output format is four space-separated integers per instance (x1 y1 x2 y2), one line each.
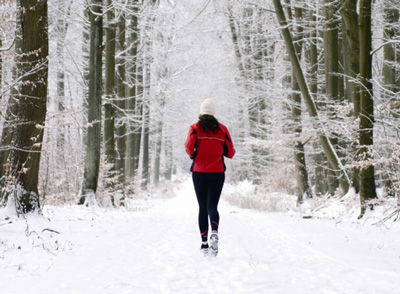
209 232 219 257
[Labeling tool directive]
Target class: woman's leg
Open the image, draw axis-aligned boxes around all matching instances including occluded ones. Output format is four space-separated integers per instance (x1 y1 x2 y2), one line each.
192 172 209 242
207 173 225 232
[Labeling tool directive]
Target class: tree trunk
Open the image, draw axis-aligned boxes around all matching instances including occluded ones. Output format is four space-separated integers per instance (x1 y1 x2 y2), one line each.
339 0 360 116
323 0 343 195
313 141 328 196
9 0 49 214
341 19 353 104
56 1 71 163
141 52 151 189
0 90 18 205
307 7 327 196
288 3 312 204
339 0 361 193
358 0 377 217
140 2 159 189
0 37 2 91
79 0 103 205
0 101 17 179
116 11 127 205
163 133 173 181
382 0 400 94
272 0 351 194
127 0 141 181
242 7 263 184
323 0 340 102
81 7 91 148
104 0 117 204
0 62 19 187
116 12 127 187
153 93 166 186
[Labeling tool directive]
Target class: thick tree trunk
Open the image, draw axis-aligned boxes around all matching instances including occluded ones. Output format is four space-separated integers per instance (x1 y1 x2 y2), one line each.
116 12 127 205
339 0 360 116
127 0 141 181
272 0 351 194
307 7 327 196
288 4 312 204
323 0 340 102
104 0 116 166
80 0 103 205
358 0 377 217
0 37 2 90
323 0 343 196
339 0 361 193
104 0 117 204
9 0 49 214
341 20 353 104
116 13 127 187
140 2 159 189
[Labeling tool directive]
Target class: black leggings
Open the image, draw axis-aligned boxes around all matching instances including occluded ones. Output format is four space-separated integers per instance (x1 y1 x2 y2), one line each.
192 172 225 242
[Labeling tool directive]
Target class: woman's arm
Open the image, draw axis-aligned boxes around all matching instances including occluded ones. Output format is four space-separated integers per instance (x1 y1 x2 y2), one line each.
184 124 197 158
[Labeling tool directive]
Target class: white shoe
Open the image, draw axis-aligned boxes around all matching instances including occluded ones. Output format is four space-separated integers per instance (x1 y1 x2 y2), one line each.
209 233 219 257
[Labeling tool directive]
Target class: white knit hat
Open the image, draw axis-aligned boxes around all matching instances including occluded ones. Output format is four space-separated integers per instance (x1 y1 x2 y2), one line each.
200 98 216 116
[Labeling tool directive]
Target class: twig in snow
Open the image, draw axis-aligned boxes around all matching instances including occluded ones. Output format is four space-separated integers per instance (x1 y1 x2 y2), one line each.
42 228 60 234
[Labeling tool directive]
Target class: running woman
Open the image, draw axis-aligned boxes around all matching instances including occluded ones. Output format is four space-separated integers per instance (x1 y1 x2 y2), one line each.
184 98 235 256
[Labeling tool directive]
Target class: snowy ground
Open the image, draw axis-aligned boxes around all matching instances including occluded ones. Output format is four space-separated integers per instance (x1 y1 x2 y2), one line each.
1 176 400 294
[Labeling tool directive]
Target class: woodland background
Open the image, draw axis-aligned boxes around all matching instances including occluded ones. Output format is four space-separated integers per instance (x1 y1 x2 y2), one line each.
0 0 399 217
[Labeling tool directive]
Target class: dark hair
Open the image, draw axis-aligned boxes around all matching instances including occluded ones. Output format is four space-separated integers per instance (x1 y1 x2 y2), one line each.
198 115 220 133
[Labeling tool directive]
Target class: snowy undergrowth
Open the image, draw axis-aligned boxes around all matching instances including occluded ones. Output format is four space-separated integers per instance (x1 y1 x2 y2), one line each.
0 209 75 276
0 179 177 276
223 180 400 227
223 180 297 213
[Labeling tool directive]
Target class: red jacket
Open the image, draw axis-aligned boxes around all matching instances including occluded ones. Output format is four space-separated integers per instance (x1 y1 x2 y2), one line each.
185 123 235 173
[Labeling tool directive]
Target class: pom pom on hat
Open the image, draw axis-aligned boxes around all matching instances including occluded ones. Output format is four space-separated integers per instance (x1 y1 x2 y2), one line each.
200 98 216 116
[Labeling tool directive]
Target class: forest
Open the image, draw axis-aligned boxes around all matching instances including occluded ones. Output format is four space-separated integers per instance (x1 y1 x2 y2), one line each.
0 0 399 218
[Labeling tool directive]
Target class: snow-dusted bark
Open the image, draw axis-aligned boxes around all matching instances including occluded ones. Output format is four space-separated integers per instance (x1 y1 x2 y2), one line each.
9 0 49 213
126 0 140 182
358 0 377 216
116 11 127 191
80 0 103 205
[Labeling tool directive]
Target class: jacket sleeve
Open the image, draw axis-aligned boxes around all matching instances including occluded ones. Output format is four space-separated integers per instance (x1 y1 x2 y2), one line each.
223 128 236 159
184 125 197 158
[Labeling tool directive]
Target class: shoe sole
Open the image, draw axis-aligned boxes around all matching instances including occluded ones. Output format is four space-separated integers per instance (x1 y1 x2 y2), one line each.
210 234 219 257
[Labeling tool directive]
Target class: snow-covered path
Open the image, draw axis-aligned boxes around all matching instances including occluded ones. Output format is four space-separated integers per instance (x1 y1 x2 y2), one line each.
1 177 400 294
